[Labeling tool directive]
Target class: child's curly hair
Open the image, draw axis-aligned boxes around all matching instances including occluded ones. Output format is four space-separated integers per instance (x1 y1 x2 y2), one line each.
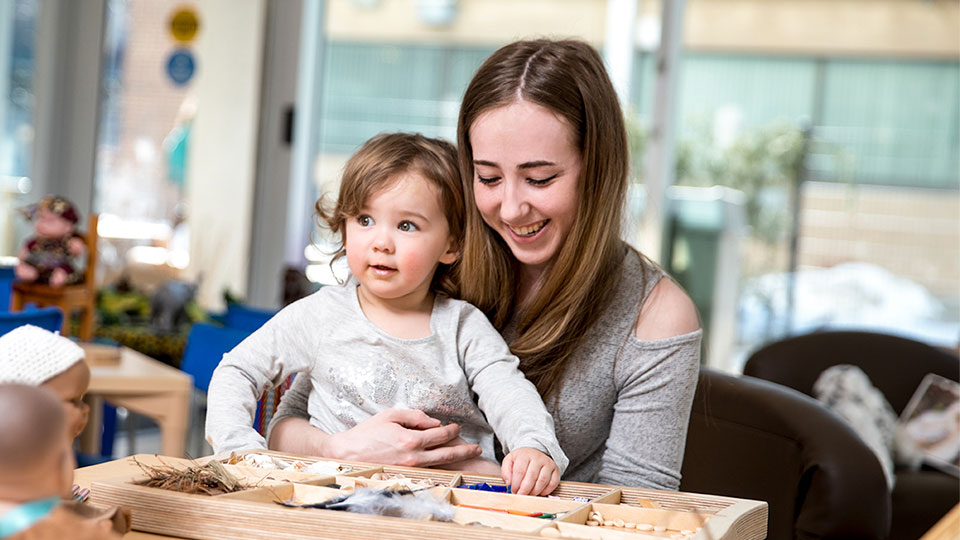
316 132 463 296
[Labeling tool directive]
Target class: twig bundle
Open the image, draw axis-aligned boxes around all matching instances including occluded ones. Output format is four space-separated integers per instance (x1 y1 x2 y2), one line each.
132 456 246 496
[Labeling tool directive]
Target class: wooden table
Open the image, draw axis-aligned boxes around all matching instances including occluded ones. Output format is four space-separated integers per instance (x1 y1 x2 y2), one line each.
75 456 174 539
80 346 192 458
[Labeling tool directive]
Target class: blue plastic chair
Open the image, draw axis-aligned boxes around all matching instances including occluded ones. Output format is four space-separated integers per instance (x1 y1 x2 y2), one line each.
180 322 251 456
0 306 65 335
180 322 294 454
181 322 251 393
223 303 278 333
0 266 14 311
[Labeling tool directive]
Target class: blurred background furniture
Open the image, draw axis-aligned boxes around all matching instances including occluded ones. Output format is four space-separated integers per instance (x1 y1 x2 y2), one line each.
743 331 960 540
0 305 64 335
0 265 13 311
180 322 247 456
681 368 891 540
11 213 99 340
81 345 191 458
221 302 277 333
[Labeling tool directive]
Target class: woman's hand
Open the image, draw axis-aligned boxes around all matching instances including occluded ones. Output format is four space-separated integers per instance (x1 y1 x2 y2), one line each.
269 408 483 467
501 447 560 496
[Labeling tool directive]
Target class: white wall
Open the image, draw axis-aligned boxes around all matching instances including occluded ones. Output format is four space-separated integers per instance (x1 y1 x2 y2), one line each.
187 0 267 310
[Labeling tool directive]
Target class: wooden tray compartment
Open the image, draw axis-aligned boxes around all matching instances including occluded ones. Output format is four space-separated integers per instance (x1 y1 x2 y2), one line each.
219 451 362 474
448 486 586 516
340 467 459 489
219 463 336 486
443 486 595 535
554 499 764 540
458 473 616 503
217 481 352 504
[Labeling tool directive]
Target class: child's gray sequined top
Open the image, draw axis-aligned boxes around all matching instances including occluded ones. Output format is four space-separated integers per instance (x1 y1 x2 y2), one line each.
205 280 568 473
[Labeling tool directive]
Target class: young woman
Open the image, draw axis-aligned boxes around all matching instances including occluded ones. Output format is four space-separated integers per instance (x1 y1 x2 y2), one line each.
267 39 701 491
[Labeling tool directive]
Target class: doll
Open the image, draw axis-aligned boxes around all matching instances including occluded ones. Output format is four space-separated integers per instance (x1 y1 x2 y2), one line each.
14 196 86 288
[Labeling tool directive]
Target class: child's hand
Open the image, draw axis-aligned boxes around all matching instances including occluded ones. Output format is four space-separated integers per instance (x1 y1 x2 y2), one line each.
501 447 560 496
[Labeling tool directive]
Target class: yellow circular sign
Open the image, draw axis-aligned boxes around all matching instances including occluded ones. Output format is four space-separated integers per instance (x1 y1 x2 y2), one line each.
169 7 200 43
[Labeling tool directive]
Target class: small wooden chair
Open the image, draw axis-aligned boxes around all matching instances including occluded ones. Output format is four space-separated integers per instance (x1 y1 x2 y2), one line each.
11 213 99 341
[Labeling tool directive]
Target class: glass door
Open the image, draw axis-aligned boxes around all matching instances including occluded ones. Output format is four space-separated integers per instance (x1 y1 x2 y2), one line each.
0 0 37 261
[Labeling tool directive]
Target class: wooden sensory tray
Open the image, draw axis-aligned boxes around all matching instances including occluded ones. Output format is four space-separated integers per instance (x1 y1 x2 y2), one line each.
90 451 767 540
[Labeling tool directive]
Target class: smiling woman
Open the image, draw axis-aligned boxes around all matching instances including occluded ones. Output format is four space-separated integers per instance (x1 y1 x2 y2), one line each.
469 101 581 279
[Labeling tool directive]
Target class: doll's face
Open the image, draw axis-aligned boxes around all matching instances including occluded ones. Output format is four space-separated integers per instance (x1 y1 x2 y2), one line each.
34 208 74 238
44 360 91 439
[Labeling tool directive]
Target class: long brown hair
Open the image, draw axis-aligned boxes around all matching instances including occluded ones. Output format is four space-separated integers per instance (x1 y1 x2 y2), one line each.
316 132 463 297
456 39 629 396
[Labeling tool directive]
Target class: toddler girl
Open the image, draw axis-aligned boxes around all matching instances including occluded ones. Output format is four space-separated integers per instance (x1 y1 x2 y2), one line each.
206 133 567 495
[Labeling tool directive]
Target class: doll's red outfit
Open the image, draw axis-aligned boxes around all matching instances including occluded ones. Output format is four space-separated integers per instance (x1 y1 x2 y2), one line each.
21 235 83 286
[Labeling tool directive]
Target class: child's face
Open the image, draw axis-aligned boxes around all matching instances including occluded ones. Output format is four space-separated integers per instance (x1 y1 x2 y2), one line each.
345 173 458 306
43 361 91 439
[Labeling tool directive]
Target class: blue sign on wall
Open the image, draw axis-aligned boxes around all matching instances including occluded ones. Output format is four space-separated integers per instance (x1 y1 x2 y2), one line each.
166 49 195 86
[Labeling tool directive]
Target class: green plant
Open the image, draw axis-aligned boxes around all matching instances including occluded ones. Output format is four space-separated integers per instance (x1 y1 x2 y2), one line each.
675 121 807 245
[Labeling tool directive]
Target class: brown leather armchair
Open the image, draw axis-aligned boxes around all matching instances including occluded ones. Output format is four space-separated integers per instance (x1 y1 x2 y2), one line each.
743 331 960 540
681 368 891 540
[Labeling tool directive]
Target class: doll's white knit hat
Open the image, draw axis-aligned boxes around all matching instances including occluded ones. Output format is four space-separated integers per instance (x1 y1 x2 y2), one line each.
0 325 85 385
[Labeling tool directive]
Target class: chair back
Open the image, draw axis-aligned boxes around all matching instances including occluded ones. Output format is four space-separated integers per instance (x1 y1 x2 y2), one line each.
81 213 99 297
180 322 251 393
681 368 891 540
0 306 65 335
224 303 278 333
744 330 960 414
180 321 291 436
0 265 14 311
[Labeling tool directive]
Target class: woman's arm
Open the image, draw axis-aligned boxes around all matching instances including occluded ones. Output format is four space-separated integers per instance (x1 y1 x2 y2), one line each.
600 278 702 490
268 374 484 466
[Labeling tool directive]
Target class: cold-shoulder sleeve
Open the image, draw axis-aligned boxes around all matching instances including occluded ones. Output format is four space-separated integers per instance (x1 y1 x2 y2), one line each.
600 329 701 489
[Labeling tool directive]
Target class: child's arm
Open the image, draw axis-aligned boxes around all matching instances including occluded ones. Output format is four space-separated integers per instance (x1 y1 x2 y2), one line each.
501 448 561 496
456 305 569 491
205 300 318 454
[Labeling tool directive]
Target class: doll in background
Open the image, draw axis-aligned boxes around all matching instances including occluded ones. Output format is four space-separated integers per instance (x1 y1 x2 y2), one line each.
14 196 85 288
